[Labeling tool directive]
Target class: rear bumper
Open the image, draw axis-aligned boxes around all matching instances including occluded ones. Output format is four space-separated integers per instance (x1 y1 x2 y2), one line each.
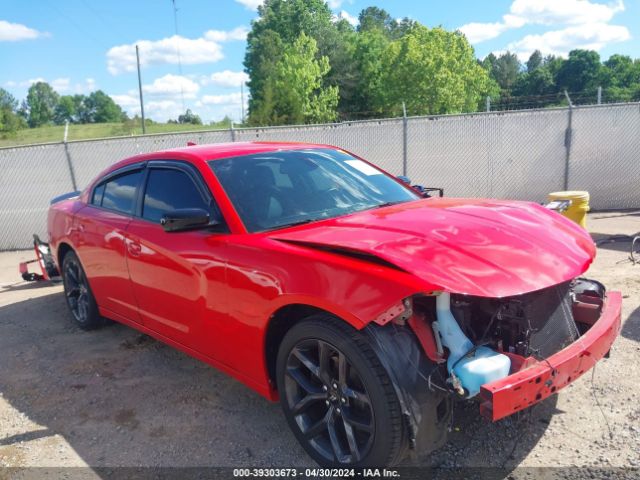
479 291 622 421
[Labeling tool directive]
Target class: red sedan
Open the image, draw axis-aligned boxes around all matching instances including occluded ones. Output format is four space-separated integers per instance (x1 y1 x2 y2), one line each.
48 142 621 467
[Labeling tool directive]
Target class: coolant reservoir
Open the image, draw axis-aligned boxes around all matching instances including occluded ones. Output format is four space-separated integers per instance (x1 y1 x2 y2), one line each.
436 292 511 397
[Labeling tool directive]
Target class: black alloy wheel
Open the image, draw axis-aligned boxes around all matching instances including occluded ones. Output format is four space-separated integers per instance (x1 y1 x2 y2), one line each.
276 315 405 467
284 338 375 464
62 251 101 329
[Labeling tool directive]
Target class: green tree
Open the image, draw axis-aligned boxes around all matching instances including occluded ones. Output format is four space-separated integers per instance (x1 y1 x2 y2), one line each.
350 28 391 117
0 88 17 112
358 6 394 33
178 109 202 125
526 50 543 73
513 68 555 97
246 29 284 125
84 90 126 123
70 95 90 123
378 25 493 115
26 81 59 127
0 88 26 133
315 18 359 116
53 95 77 124
491 52 521 93
481 53 497 72
603 54 637 87
556 49 601 93
244 0 335 122
268 33 339 124
357 7 415 40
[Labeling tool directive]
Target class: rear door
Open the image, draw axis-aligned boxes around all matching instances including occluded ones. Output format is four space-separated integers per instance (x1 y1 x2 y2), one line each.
124 161 229 354
75 165 143 323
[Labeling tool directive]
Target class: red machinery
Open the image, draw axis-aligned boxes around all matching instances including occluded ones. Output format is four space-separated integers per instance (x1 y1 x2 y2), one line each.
19 235 60 282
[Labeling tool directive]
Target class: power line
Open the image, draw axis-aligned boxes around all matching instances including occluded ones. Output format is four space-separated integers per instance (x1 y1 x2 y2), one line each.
171 0 186 112
42 0 110 50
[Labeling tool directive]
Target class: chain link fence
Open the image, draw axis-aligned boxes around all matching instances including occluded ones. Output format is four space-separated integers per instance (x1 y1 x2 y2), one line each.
1 102 638 250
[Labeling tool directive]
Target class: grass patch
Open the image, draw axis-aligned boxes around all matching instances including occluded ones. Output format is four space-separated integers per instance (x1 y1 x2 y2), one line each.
0 122 232 148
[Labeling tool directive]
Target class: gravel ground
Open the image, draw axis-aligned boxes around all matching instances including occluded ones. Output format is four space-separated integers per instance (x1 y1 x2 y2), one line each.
0 211 639 475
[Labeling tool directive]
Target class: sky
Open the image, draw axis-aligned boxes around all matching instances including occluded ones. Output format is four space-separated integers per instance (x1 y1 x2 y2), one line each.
1 0 638 123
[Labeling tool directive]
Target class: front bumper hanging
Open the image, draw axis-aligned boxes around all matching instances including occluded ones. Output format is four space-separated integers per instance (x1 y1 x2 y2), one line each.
479 291 622 421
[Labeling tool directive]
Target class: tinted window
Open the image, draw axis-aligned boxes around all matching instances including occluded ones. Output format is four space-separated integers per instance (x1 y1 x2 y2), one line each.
209 148 418 232
100 170 142 214
92 183 105 205
142 168 209 223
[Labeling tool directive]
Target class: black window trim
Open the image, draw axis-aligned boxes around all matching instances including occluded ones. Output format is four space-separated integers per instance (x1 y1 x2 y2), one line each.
88 162 146 217
136 160 227 231
88 159 227 230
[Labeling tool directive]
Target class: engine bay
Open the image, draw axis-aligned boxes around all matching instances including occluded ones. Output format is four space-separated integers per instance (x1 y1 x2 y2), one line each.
411 278 607 396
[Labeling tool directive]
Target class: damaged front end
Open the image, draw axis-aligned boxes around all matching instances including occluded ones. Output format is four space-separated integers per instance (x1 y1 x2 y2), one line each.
367 278 621 451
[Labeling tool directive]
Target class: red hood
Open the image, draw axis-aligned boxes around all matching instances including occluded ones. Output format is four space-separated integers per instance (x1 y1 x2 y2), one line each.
270 198 596 298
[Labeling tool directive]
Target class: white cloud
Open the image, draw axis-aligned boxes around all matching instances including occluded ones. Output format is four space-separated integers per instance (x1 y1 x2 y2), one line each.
0 20 47 42
459 0 628 45
107 35 224 75
507 22 631 59
459 22 509 43
204 26 248 42
201 93 249 123
201 93 243 105
106 27 247 75
328 0 346 8
4 77 97 94
146 100 181 113
21 78 45 87
509 0 624 26
111 94 139 108
84 78 96 92
143 74 200 99
51 78 71 92
202 70 249 88
338 10 358 27
234 0 263 9
112 93 181 120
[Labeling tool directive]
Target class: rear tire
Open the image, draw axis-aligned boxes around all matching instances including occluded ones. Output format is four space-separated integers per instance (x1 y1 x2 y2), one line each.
276 314 406 467
61 250 102 330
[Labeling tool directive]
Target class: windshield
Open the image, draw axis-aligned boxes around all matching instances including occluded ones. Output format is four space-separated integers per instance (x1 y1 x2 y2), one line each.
208 148 419 232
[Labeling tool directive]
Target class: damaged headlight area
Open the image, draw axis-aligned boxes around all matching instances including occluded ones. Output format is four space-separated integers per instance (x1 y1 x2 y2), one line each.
365 278 608 450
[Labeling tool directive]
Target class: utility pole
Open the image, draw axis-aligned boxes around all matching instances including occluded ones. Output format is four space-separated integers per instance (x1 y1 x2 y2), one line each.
486 96 491 112
563 90 573 191
136 44 146 134
402 101 408 177
597 86 602 105
240 82 245 125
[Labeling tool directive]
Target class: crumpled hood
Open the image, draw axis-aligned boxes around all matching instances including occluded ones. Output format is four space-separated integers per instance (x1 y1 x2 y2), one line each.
270 198 596 298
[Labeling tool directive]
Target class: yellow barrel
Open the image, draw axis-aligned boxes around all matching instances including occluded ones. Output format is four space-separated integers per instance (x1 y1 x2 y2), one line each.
548 191 590 228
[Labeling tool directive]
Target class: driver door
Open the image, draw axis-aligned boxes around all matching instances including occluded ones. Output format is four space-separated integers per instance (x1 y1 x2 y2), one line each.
125 161 229 356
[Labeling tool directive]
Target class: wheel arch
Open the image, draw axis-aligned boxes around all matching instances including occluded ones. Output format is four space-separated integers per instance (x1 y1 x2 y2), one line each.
56 242 74 269
264 302 357 390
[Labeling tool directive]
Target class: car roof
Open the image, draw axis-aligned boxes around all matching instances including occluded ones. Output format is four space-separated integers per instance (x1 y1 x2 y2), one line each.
109 141 339 172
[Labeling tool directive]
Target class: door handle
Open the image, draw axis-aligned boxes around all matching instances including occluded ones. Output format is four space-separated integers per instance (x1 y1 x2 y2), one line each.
127 241 142 257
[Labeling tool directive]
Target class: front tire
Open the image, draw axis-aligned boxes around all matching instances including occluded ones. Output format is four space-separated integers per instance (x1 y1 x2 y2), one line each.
62 250 102 330
276 315 406 467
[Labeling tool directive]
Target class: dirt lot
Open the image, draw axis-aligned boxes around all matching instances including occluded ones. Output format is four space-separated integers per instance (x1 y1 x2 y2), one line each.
0 211 639 473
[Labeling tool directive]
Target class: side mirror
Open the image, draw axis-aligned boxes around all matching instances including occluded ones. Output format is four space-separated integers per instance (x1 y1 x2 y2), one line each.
414 186 444 198
160 208 216 232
